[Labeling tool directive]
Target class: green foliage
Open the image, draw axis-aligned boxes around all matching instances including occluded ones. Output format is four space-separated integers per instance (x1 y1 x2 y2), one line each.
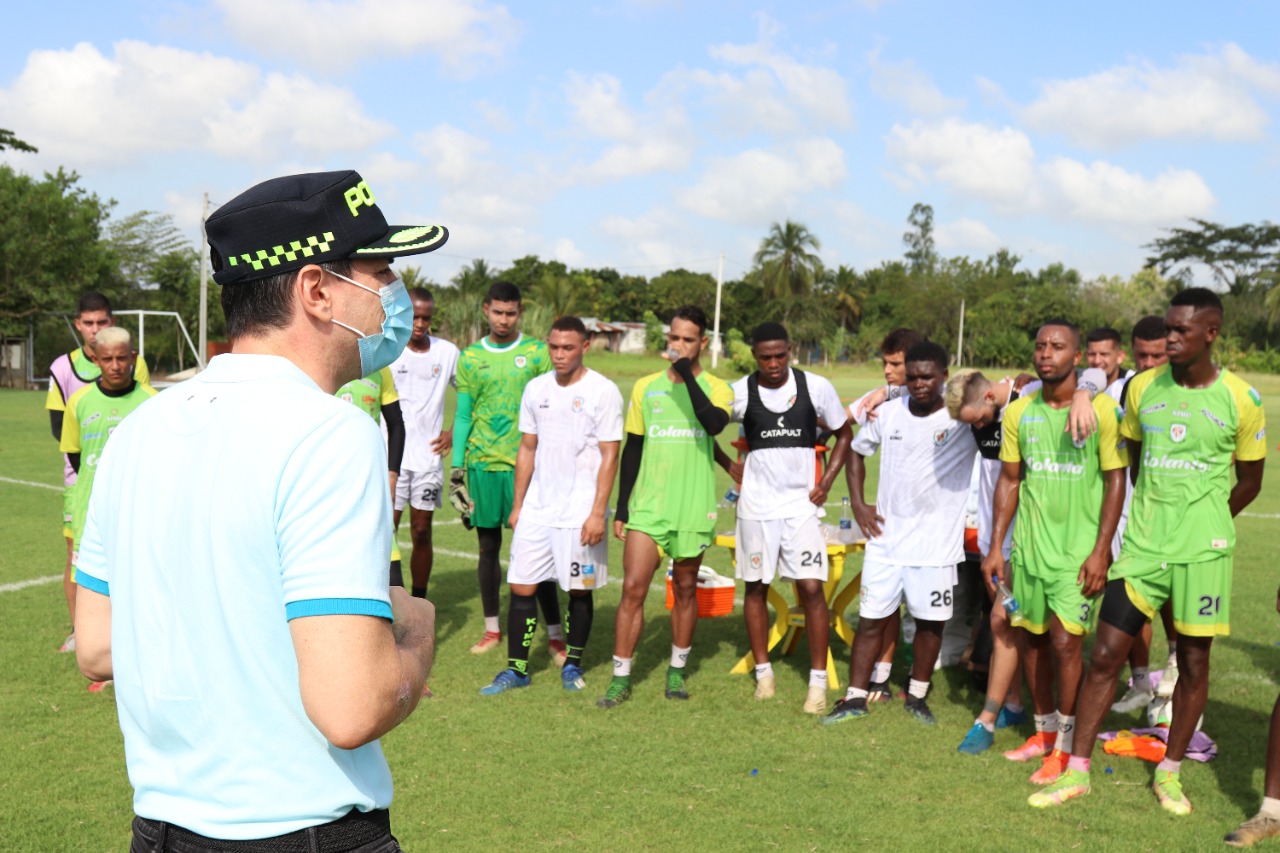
0 128 37 153
753 219 822 302
1145 218 1280 296
725 327 754 373
642 309 665 354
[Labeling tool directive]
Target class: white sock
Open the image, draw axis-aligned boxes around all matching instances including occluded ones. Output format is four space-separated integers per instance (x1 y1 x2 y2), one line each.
546 623 565 642
908 678 930 700
1034 712 1059 734
976 718 995 733
1260 797 1280 819
1056 714 1076 753
845 686 869 701
670 645 691 669
754 662 774 679
809 669 828 688
484 616 500 634
1131 667 1150 691
871 662 892 684
612 656 632 678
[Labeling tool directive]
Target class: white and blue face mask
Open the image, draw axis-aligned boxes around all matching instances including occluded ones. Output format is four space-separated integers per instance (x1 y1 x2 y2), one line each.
328 269 412 376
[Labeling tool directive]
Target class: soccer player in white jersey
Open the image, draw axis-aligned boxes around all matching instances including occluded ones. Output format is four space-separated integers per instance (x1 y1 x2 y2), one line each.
1086 327 1132 402
845 327 920 701
478 317 623 695
823 341 978 726
388 287 459 599
729 322 852 714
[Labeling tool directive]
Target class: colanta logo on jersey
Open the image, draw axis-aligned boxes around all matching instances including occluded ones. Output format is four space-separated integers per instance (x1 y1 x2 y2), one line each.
1143 448 1209 473
1025 455 1085 476
759 415 804 439
649 424 706 439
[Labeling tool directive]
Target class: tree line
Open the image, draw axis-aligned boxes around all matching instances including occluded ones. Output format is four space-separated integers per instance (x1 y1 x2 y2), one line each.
2 148 1278 376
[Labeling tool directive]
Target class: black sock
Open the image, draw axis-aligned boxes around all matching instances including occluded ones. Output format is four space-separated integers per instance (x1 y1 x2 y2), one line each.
388 560 404 588
536 580 562 629
565 593 593 668
477 527 503 619
411 586 426 599
507 593 537 676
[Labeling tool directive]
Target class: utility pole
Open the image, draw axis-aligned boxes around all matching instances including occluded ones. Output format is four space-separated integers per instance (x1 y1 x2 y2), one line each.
198 192 209 369
956 299 965 367
711 252 724 368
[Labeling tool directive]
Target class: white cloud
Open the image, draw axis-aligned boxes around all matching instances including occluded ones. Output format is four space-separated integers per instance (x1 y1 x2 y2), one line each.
0 41 391 167
934 217 1001 253
886 119 1038 209
553 238 585 265
412 124 492 185
215 0 519 75
563 72 637 139
1021 43 1280 148
678 138 846 223
867 47 964 116
1040 159 1215 226
559 71 694 180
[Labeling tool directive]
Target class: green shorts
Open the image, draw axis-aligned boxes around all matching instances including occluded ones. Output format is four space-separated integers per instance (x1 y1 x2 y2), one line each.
468 467 514 529
1112 552 1233 637
1008 551 1094 636
627 525 713 561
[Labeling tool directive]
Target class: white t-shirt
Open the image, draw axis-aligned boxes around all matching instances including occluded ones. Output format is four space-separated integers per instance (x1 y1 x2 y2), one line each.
731 368 847 521
390 337 459 473
1104 369 1135 404
75 354 393 839
850 396 978 566
847 384 906 427
517 369 624 528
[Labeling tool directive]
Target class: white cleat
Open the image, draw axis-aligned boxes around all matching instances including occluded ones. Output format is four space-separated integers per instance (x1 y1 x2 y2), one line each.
754 674 776 700
1111 684 1154 714
802 685 828 715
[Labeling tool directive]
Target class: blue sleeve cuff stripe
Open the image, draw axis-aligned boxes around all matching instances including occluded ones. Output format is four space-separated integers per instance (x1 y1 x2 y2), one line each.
76 571 110 596
285 598 393 621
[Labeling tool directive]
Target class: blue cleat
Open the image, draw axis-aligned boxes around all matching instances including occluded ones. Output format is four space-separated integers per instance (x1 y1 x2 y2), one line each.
957 722 995 754
479 669 531 696
821 696 869 725
996 706 1027 729
562 664 586 691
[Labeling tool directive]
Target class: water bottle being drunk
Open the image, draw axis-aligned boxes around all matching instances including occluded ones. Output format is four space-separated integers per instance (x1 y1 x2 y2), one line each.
993 575 1019 614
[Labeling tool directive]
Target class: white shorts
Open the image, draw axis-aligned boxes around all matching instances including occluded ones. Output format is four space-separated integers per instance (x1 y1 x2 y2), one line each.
507 521 609 592
735 515 828 584
395 469 442 512
859 559 957 621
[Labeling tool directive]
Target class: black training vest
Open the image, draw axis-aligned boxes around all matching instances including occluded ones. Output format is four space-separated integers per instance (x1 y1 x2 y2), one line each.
972 387 1019 461
744 369 817 451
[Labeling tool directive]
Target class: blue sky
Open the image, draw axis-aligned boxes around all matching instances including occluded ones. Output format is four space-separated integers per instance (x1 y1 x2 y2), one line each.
2 0 1277 288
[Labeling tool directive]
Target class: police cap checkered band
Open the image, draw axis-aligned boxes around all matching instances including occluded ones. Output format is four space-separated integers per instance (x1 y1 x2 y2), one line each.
206 170 448 285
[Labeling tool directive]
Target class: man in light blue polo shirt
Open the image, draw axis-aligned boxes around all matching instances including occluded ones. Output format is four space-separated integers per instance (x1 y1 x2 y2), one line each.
73 171 447 851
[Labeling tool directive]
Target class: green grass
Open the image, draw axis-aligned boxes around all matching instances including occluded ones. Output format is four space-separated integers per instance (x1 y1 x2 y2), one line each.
3 361 1280 851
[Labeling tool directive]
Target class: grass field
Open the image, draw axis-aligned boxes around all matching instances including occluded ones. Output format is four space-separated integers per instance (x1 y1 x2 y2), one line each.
3 353 1280 851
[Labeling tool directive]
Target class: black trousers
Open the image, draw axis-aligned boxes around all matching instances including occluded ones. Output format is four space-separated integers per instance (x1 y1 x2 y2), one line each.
130 808 400 853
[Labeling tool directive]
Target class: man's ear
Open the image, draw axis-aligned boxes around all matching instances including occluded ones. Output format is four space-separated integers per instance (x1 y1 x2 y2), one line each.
296 265 333 324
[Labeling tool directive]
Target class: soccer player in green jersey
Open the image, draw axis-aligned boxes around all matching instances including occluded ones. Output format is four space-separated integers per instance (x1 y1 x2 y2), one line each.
1224 587 1280 846
983 320 1127 786
58 326 156 690
598 305 733 708
1032 289 1266 814
451 281 565 658
335 366 406 585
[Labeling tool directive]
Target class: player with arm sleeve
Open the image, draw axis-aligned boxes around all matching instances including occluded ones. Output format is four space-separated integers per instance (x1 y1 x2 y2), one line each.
598 305 733 708
478 316 623 695
731 322 852 714
451 281 565 659
1034 289 1265 814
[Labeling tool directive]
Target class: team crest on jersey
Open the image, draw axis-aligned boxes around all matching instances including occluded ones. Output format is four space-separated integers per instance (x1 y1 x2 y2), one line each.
1072 435 1087 449
515 356 527 368
340 392 352 403
750 552 763 570
572 396 585 412
432 364 442 378
1170 424 1187 443
933 428 950 446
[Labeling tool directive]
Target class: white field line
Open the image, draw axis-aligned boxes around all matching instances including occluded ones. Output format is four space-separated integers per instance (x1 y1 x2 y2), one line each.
0 476 60 491
0 575 61 593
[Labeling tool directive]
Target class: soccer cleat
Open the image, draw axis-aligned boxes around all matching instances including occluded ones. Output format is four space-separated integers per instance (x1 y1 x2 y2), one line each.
754 674 776 700
1153 770 1192 816
596 676 632 709
1028 769 1091 808
904 695 936 725
957 723 995 755
1112 684 1154 714
867 680 894 702
1225 812 1280 847
1029 749 1069 785
1004 732 1055 762
87 680 112 694
1156 658 1179 698
665 667 689 700
479 669 531 696
802 685 827 715
561 664 586 691
58 633 76 653
821 696 869 725
548 639 568 668
995 706 1027 729
469 631 502 654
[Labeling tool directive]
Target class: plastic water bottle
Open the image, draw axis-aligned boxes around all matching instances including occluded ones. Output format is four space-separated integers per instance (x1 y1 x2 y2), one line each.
666 347 681 362
993 576 1019 614
839 497 853 541
723 487 740 506
579 546 596 590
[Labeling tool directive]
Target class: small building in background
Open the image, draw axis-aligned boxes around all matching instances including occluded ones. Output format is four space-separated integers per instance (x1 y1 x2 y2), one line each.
582 318 647 354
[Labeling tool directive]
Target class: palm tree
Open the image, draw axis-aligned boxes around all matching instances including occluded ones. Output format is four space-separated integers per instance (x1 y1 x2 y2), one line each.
451 258 496 300
753 220 823 301
828 264 865 331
